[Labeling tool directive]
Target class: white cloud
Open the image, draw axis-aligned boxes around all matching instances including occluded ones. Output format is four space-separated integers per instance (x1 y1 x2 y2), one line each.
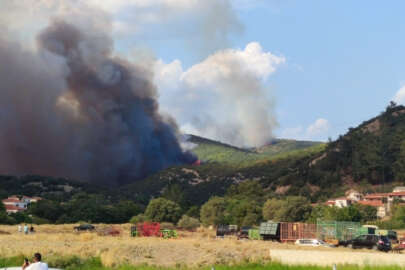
281 118 330 141
307 118 330 137
155 42 285 147
393 85 405 105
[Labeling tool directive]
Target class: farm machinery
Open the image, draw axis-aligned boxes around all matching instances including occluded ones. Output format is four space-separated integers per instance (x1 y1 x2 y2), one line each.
130 222 178 239
216 225 238 237
258 221 317 243
216 225 262 240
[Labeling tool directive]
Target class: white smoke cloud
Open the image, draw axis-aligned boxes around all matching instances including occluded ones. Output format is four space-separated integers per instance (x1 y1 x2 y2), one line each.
155 42 285 147
393 85 405 105
0 0 242 54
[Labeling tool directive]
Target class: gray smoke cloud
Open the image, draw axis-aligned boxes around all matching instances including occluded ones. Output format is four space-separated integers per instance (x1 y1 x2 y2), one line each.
0 19 195 185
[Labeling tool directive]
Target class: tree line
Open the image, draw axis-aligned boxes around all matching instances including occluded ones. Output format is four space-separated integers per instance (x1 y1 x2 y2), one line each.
2 180 397 228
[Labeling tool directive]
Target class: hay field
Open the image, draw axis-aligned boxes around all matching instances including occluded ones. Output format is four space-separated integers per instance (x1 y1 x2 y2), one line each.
0 224 403 267
0 224 271 267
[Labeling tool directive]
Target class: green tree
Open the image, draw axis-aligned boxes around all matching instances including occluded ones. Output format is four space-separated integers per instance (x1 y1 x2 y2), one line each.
336 206 362 222
391 205 405 224
393 140 405 180
263 196 312 222
144 198 182 223
112 201 141 223
63 193 113 223
262 198 284 221
226 180 264 202
0 202 9 224
162 183 186 208
354 204 377 222
225 199 261 226
10 212 32 224
200 196 226 226
28 200 63 223
185 206 200 218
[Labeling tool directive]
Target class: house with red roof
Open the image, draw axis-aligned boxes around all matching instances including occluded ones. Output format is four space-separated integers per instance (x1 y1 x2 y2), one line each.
357 200 387 218
2 195 42 214
4 204 26 214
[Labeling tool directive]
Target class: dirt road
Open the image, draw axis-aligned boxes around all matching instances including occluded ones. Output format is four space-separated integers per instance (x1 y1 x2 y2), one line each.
270 249 405 266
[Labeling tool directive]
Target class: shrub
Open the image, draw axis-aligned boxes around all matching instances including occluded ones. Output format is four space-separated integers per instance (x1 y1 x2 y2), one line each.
31 216 50 225
130 214 148 224
177 215 200 230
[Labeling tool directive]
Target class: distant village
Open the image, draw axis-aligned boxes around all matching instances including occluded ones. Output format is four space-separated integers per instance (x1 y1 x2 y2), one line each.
1 195 42 214
2 187 405 219
322 186 405 218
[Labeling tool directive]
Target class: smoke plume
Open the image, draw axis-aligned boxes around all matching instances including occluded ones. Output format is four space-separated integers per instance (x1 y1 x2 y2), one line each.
155 42 285 147
0 19 195 185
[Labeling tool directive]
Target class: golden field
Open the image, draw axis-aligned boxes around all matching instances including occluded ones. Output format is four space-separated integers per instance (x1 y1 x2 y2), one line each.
0 224 404 267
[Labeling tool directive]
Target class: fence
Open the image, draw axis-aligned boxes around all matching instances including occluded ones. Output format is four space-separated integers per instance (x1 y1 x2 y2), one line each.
317 220 360 241
280 222 316 242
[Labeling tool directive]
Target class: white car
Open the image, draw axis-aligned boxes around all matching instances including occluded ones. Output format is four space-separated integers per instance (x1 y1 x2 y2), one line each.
295 239 331 247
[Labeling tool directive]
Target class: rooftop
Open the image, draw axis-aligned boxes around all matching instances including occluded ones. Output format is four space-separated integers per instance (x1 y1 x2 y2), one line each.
5 204 25 211
357 200 384 207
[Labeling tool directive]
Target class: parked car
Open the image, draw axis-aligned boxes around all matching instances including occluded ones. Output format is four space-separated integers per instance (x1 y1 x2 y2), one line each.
74 224 95 232
295 239 333 247
344 234 391 252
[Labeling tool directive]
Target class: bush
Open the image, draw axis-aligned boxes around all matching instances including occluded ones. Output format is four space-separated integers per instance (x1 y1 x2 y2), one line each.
177 215 200 230
31 216 50 225
0 211 16 225
129 214 148 224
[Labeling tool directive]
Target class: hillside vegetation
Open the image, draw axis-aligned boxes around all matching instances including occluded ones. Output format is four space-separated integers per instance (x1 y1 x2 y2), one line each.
3 103 405 226
125 103 405 207
188 134 322 166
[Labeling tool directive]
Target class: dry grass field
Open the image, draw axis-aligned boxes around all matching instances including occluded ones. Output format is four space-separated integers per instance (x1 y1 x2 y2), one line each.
0 224 404 268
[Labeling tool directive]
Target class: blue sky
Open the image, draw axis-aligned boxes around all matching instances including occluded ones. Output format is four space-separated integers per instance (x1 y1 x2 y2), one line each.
241 1 405 141
5 0 405 144
128 1 405 142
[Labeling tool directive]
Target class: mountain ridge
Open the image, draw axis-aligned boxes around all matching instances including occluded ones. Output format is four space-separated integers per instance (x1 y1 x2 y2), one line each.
2 103 405 211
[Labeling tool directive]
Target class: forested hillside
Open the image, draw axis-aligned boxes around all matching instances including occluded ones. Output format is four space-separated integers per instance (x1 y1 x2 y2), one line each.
188 134 322 165
124 103 405 206
2 103 405 225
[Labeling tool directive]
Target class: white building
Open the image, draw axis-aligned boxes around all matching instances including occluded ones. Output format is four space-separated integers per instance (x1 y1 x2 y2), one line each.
345 189 363 201
2 198 28 209
2 195 42 214
333 197 352 208
393 186 405 193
